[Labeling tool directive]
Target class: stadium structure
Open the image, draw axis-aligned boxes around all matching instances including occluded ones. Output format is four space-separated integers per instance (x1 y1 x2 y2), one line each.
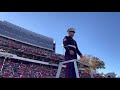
0 20 65 78
0 20 116 78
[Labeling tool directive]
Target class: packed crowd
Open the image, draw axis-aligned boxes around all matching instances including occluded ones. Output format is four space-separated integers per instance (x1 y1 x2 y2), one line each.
0 37 106 78
80 73 104 78
93 74 105 78
0 57 106 78
0 36 64 61
78 68 105 78
0 57 65 78
79 71 91 78
80 73 91 78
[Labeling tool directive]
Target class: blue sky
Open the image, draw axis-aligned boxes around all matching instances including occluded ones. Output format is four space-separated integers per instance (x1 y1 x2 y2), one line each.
0 12 120 77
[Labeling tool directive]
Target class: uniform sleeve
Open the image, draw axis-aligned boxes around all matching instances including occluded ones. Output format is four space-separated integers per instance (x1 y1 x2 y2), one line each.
75 41 83 56
63 36 70 52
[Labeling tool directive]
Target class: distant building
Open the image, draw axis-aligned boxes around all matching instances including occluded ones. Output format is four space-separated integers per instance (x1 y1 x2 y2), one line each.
105 72 116 78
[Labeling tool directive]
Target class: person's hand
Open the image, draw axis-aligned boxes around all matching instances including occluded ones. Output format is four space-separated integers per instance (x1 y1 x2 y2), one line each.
80 55 85 62
80 55 84 58
69 50 74 55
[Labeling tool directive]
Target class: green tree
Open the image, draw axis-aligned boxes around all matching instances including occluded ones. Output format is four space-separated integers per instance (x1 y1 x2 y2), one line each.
82 55 106 70
92 57 105 69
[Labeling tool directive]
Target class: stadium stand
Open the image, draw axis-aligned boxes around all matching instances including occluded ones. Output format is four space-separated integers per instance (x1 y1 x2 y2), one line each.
0 21 105 78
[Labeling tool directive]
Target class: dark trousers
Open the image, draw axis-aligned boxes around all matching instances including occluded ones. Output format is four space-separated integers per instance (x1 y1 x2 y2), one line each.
65 55 77 78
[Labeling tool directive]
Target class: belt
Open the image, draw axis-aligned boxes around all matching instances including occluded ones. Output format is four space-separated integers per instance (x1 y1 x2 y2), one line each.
67 45 76 49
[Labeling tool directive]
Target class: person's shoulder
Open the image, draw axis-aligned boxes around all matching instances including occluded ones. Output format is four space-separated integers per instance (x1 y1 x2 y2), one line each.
63 36 68 39
72 38 76 41
63 36 68 41
73 39 76 42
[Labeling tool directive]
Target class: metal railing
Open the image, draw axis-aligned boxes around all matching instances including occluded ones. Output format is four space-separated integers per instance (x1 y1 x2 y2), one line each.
55 59 94 78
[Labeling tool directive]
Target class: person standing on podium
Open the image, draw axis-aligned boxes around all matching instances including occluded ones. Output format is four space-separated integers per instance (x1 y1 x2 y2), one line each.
63 28 83 78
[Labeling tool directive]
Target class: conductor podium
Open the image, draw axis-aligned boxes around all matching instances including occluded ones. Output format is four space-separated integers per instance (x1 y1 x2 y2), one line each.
56 59 93 78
